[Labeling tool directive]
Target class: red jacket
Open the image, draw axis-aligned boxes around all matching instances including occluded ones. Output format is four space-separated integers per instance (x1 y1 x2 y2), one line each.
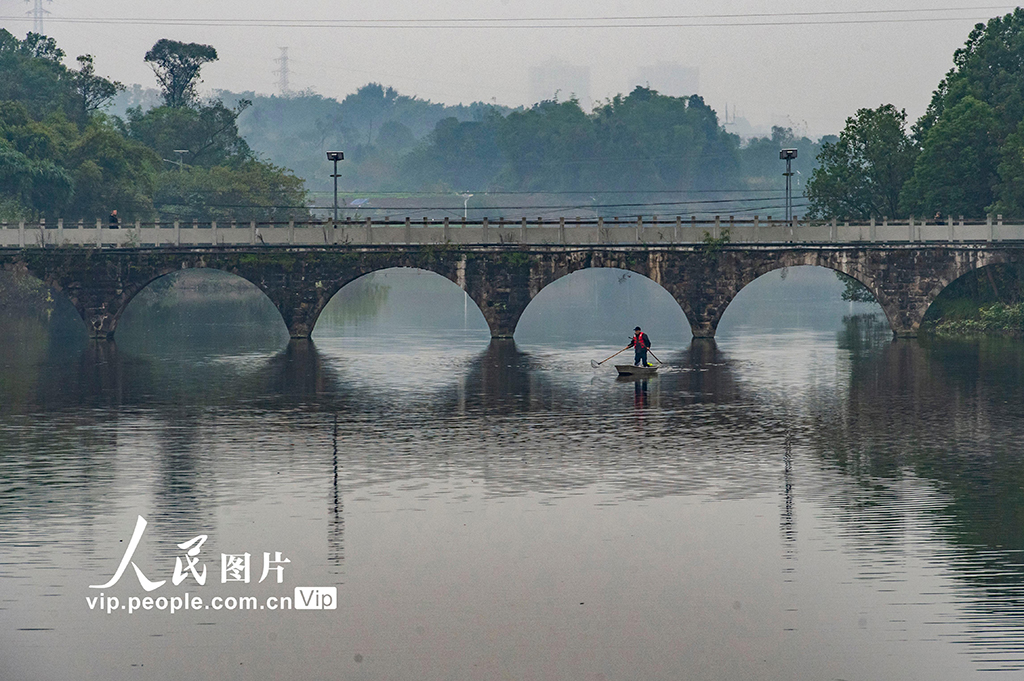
628 332 650 349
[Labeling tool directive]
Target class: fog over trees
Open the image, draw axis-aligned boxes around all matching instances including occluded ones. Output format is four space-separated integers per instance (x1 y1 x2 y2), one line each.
18 10 1024 223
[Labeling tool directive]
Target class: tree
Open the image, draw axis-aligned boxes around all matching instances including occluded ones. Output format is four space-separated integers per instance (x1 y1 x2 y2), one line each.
0 31 74 123
338 83 398 144
906 10 1024 218
144 39 218 108
400 115 504 191
152 159 308 222
991 119 1024 217
496 97 594 191
834 272 876 302
125 100 253 169
63 120 158 220
0 101 74 218
916 9 1024 141
70 55 124 125
900 96 999 218
805 105 918 219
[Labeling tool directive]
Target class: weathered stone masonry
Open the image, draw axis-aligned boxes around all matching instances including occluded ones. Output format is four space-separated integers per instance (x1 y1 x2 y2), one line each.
0 244 1020 340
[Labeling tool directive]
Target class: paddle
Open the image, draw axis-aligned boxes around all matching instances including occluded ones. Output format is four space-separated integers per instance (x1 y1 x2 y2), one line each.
648 349 663 365
591 346 629 368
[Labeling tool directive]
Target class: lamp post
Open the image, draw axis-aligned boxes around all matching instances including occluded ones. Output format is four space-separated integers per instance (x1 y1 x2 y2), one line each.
326 151 344 221
162 150 188 172
459 192 473 219
780 149 797 223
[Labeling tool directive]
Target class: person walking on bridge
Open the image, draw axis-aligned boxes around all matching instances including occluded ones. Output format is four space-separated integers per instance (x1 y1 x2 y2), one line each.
628 326 652 367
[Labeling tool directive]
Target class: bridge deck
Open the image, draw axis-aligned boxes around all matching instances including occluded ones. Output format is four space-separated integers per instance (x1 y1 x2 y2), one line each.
2 216 1020 248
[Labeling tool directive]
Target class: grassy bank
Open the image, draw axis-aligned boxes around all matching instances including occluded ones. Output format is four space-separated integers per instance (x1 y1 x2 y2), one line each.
921 263 1024 337
926 302 1024 337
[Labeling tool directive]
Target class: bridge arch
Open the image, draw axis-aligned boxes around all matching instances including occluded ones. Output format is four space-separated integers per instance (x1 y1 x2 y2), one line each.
917 255 1019 326
518 266 691 342
115 268 288 341
708 254 888 337
715 263 885 333
308 266 489 337
80 261 285 339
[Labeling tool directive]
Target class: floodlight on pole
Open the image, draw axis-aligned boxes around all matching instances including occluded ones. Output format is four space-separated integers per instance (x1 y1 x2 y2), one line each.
326 151 344 221
780 149 797 223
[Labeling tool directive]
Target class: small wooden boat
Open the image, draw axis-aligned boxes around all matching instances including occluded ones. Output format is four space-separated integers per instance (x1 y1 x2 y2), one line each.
615 364 658 377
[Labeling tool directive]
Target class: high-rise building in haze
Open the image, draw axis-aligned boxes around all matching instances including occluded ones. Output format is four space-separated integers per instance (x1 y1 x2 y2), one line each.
528 59 591 108
630 63 700 98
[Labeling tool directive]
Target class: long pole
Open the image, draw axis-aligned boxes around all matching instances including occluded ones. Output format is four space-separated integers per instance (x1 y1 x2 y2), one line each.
784 157 793 223
332 158 339 222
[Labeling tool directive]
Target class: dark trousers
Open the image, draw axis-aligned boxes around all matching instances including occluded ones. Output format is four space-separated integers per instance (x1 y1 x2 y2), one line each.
634 347 648 366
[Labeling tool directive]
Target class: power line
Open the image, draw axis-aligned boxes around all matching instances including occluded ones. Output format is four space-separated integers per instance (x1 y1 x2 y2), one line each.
305 189 788 196
152 199 810 213
0 9 1014 30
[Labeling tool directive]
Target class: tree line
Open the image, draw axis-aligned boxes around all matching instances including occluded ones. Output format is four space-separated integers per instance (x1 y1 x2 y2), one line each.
807 8 1024 221
3 30 827 223
230 86 823 214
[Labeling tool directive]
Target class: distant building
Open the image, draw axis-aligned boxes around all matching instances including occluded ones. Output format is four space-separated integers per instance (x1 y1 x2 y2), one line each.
630 63 700 98
528 59 592 108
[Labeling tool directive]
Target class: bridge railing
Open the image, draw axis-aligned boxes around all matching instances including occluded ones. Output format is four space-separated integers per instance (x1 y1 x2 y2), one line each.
1 215 1020 248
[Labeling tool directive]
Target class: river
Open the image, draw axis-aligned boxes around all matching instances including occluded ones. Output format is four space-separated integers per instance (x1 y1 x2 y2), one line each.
2 266 1024 680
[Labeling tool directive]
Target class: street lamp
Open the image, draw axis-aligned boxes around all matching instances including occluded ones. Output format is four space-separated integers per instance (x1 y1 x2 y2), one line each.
459 192 473 219
326 151 344 221
162 150 188 172
780 149 797 223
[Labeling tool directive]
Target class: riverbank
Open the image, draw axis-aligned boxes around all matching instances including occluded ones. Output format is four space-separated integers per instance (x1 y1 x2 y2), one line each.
925 301 1024 337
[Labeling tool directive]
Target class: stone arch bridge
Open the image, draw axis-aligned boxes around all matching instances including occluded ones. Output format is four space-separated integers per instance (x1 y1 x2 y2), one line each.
0 243 1020 340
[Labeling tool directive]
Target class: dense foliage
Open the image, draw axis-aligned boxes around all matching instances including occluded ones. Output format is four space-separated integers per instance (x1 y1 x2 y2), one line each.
810 9 1024 220
0 31 307 222
228 85 822 212
806 105 918 220
4 30 827 222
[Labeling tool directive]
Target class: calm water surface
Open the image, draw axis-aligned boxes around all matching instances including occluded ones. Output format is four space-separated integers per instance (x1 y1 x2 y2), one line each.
2 269 1024 680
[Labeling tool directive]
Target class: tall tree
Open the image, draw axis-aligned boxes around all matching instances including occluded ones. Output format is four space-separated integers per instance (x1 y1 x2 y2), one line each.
906 9 1024 217
805 105 918 219
0 102 74 219
901 96 999 218
916 9 1024 140
71 55 124 124
144 39 218 108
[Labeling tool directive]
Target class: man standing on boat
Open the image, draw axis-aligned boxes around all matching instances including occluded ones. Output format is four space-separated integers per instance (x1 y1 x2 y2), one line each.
628 326 652 367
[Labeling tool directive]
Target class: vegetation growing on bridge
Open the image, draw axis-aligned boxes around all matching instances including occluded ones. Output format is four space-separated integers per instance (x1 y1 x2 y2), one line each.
699 229 731 261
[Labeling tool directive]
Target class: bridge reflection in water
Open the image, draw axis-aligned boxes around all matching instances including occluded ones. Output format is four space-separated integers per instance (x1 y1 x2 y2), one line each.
3 311 1024 674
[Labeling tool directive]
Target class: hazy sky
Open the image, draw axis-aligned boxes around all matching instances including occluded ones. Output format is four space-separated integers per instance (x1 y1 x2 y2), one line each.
1 1 1018 136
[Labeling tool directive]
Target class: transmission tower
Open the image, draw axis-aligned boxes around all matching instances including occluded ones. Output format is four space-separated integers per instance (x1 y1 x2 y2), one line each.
25 0 50 34
274 47 291 96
